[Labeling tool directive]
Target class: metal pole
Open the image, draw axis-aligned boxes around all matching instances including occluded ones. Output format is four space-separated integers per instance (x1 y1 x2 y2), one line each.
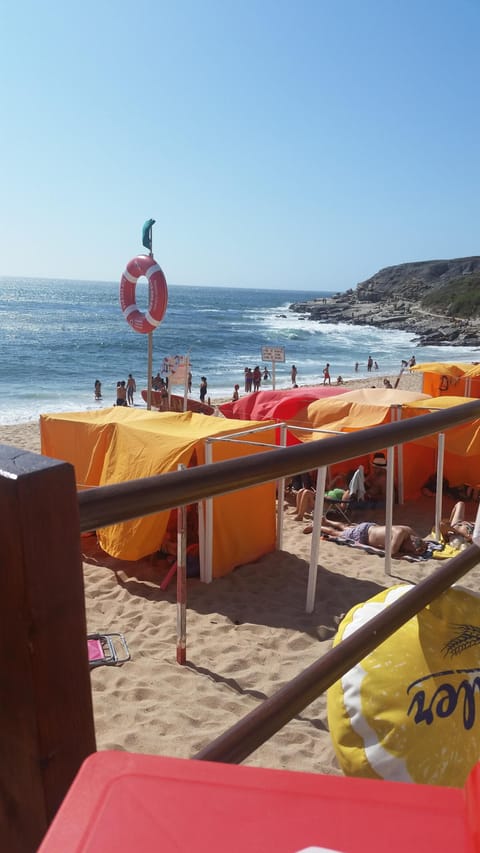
306 466 327 613
384 445 395 576
204 440 213 582
276 424 287 550
176 464 187 665
147 333 153 410
435 433 445 539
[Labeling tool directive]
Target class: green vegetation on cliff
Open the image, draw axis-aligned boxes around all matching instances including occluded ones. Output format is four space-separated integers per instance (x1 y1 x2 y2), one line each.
421 273 480 318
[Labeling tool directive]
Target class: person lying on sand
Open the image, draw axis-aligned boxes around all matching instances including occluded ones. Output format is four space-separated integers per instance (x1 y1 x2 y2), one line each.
440 501 476 545
303 518 427 556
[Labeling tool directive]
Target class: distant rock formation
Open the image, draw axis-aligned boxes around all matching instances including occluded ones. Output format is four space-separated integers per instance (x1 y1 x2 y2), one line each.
290 257 480 347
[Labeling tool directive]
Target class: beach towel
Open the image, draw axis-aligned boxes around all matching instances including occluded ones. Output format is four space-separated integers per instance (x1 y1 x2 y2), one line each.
426 530 464 560
348 465 365 501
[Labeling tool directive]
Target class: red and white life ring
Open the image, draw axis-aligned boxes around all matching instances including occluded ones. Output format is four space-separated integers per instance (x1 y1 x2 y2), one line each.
120 254 168 334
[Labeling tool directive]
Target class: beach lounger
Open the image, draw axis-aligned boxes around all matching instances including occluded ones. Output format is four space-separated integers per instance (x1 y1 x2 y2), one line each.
324 465 366 524
87 633 130 668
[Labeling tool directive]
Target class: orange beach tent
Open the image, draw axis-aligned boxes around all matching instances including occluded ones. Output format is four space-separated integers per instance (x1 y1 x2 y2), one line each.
400 396 480 500
411 362 480 398
40 408 279 578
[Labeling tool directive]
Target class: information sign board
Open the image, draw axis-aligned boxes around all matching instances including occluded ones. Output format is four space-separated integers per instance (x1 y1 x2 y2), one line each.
261 346 285 363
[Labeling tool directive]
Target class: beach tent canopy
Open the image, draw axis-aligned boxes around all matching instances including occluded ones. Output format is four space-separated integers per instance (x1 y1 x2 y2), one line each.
411 362 480 398
218 386 350 422
286 388 430 438
40 407 279 576
280 388 430 488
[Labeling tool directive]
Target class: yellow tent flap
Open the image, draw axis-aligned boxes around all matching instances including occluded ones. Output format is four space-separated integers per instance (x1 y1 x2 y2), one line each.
40 408 278 575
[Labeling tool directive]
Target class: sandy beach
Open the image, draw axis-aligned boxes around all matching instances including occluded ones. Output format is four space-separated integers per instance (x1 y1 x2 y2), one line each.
3 370 479 777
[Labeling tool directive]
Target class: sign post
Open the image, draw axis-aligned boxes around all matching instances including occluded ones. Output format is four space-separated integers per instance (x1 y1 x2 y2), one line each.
261 346 285 390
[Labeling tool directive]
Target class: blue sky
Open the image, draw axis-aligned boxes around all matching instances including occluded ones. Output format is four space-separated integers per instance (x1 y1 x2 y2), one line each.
1 0 478 289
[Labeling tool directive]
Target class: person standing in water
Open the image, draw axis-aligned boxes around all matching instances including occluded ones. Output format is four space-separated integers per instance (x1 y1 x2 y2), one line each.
126 373 136 406
323 363 331 385
291 364 298 386
94 379 102 399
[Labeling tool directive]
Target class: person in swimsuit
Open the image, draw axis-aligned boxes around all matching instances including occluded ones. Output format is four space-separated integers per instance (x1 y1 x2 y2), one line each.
304 517 427 556
440 501 475 545
116 380 127 406
292 473 352 521
126 373 136 406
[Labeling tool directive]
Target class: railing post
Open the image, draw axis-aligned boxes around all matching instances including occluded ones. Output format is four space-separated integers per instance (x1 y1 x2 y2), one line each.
0 445 96 852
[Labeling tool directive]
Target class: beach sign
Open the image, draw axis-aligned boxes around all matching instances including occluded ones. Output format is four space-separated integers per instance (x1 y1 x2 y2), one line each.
261 345 285 390
327 584 480 787
162 354 189 410
261 345 285 362
162 354 188 384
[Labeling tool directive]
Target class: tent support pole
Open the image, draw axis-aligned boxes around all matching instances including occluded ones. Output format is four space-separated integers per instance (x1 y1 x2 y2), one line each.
435 433 445 539
305 466 326 613
198 501 206 581
276 424 287 550
395 405 404 504
384 446 395 576
204 441 213 582
176 464 187 664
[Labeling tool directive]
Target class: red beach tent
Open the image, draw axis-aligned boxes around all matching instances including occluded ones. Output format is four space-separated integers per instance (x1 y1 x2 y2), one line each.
219 385 350 421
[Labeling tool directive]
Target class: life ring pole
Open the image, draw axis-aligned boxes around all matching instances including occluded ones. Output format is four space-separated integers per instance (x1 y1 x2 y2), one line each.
147 333 153 410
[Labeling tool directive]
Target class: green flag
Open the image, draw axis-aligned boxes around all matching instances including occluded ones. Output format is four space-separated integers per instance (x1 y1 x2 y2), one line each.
142 219 156 252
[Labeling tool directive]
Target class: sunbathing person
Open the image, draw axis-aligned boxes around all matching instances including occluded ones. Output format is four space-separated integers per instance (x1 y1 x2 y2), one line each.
304 518 427 556
440 501 475 545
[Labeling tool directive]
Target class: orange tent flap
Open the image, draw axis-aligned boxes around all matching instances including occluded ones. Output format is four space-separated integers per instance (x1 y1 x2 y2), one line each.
401 399 480 491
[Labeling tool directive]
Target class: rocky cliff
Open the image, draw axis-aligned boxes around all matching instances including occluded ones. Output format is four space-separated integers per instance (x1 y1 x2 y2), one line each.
290 256 480 347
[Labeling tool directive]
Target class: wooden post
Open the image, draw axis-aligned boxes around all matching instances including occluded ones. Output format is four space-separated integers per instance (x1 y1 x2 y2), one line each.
0 445 96 852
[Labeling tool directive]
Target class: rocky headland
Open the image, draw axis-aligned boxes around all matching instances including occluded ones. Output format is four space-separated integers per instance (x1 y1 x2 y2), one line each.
290 256 480 347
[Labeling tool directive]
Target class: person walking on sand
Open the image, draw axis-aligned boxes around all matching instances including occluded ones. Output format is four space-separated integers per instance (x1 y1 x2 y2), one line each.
323 363 331 385
126 373 136 406
199 376 208 403
291 364 298 386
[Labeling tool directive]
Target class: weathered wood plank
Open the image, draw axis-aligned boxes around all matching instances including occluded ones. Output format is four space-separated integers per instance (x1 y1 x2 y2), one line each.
0 445 96 852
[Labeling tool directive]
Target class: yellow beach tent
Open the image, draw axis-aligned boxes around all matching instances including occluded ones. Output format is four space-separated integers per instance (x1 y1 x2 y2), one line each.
40 407 278 577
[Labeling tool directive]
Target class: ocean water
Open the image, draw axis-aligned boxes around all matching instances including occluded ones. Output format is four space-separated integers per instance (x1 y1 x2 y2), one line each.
1 276 480 425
